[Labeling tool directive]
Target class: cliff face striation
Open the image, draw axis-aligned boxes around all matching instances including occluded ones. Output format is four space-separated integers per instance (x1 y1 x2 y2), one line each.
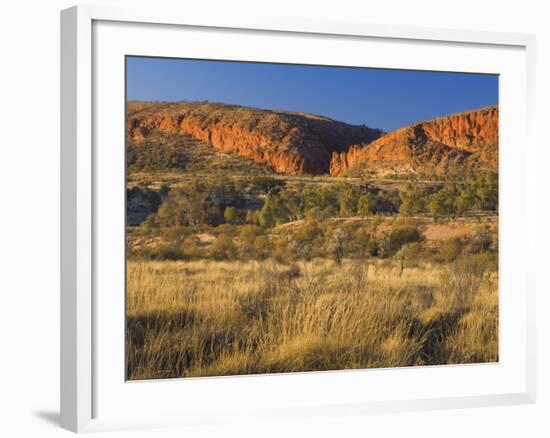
127 102 383 175
329 106 498 177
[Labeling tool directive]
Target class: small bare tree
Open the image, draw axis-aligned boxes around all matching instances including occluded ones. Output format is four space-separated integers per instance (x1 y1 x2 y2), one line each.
394 245 407 277
328 228 349 265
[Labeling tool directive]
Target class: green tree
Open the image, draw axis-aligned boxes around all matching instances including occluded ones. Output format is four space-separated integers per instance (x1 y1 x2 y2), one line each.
156 194 180 227
304 206 324 221
476 171 498 211
428 191 448 217
428 182 458 217
454 189 476 214
271 196 291 225
303 186 338 218
223 206 243 224
338 187 357 217
399 183 426 216
245 209 258 225
282 191 305 221
140 214 158 233
258 194 275 227
357 193 373 217
181 189 208 227
156 181 209 228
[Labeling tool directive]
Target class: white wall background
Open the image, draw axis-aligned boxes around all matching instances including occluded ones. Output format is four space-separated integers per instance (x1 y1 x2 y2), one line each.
0 1 547 436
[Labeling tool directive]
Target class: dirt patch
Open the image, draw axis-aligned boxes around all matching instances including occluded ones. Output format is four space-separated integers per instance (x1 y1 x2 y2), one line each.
196 233 216 245
421 217 497 241
421 223 475 241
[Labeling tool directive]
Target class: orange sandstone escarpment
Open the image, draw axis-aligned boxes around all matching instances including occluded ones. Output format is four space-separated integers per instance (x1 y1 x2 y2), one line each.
330 106 498 177
127 101 382 175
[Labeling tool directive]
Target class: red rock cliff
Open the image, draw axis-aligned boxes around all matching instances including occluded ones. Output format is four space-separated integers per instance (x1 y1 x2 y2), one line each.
127 102 382 175
329 106 498 177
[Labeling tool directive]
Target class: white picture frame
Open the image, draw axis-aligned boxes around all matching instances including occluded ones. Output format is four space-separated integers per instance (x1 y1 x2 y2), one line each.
60 4 537 433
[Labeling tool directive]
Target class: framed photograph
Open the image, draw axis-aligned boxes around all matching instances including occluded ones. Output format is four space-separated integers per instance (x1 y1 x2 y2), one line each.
61 5 536 433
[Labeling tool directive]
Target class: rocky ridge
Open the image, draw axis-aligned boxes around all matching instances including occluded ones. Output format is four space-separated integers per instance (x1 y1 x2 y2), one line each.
127 101 382 175
329 106 498 177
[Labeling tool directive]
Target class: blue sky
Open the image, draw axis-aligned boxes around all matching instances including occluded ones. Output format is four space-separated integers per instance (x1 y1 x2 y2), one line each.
126 57 498 132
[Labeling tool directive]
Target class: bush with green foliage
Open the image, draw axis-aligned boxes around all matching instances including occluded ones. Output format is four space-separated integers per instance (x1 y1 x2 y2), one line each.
208 234 238 260
245 209 259 224
352 227 378 257
399 183 426 216
357 193 373 217
378 226 424 257
223 206 245 224
156 180 209 227
152 244 186 261
428 188 455 217
160 225 191 244
338 187 358 217
137 171 498 250
397 171 499 218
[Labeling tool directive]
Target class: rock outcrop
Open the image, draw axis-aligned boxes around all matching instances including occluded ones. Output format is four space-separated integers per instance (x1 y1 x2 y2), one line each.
127 102 382 175
329 106 498 177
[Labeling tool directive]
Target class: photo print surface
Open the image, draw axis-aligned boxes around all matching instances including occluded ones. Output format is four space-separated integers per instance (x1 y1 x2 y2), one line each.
126 57 499 380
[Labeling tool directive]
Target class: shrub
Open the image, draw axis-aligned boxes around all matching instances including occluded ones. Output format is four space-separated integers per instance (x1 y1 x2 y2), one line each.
253 235 272 260
182 236 203 259
272 237 292 263
352 227 377 257
438 237 466 262
467 228 496 254
160 226 190 244
245 210 259 225
208 235 237 260
239 224 263 242
379 226 423 257
304 206 325 221
140 214 159 233
294 221 322 243
327 228 350 264
357 193 373 217
223 206 244 224
153 244 185 261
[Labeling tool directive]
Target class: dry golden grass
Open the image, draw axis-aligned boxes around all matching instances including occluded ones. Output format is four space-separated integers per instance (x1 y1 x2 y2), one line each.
126 256 498 380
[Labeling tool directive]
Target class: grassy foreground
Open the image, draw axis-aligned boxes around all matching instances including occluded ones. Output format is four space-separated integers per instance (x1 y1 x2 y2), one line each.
126 256 498 380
